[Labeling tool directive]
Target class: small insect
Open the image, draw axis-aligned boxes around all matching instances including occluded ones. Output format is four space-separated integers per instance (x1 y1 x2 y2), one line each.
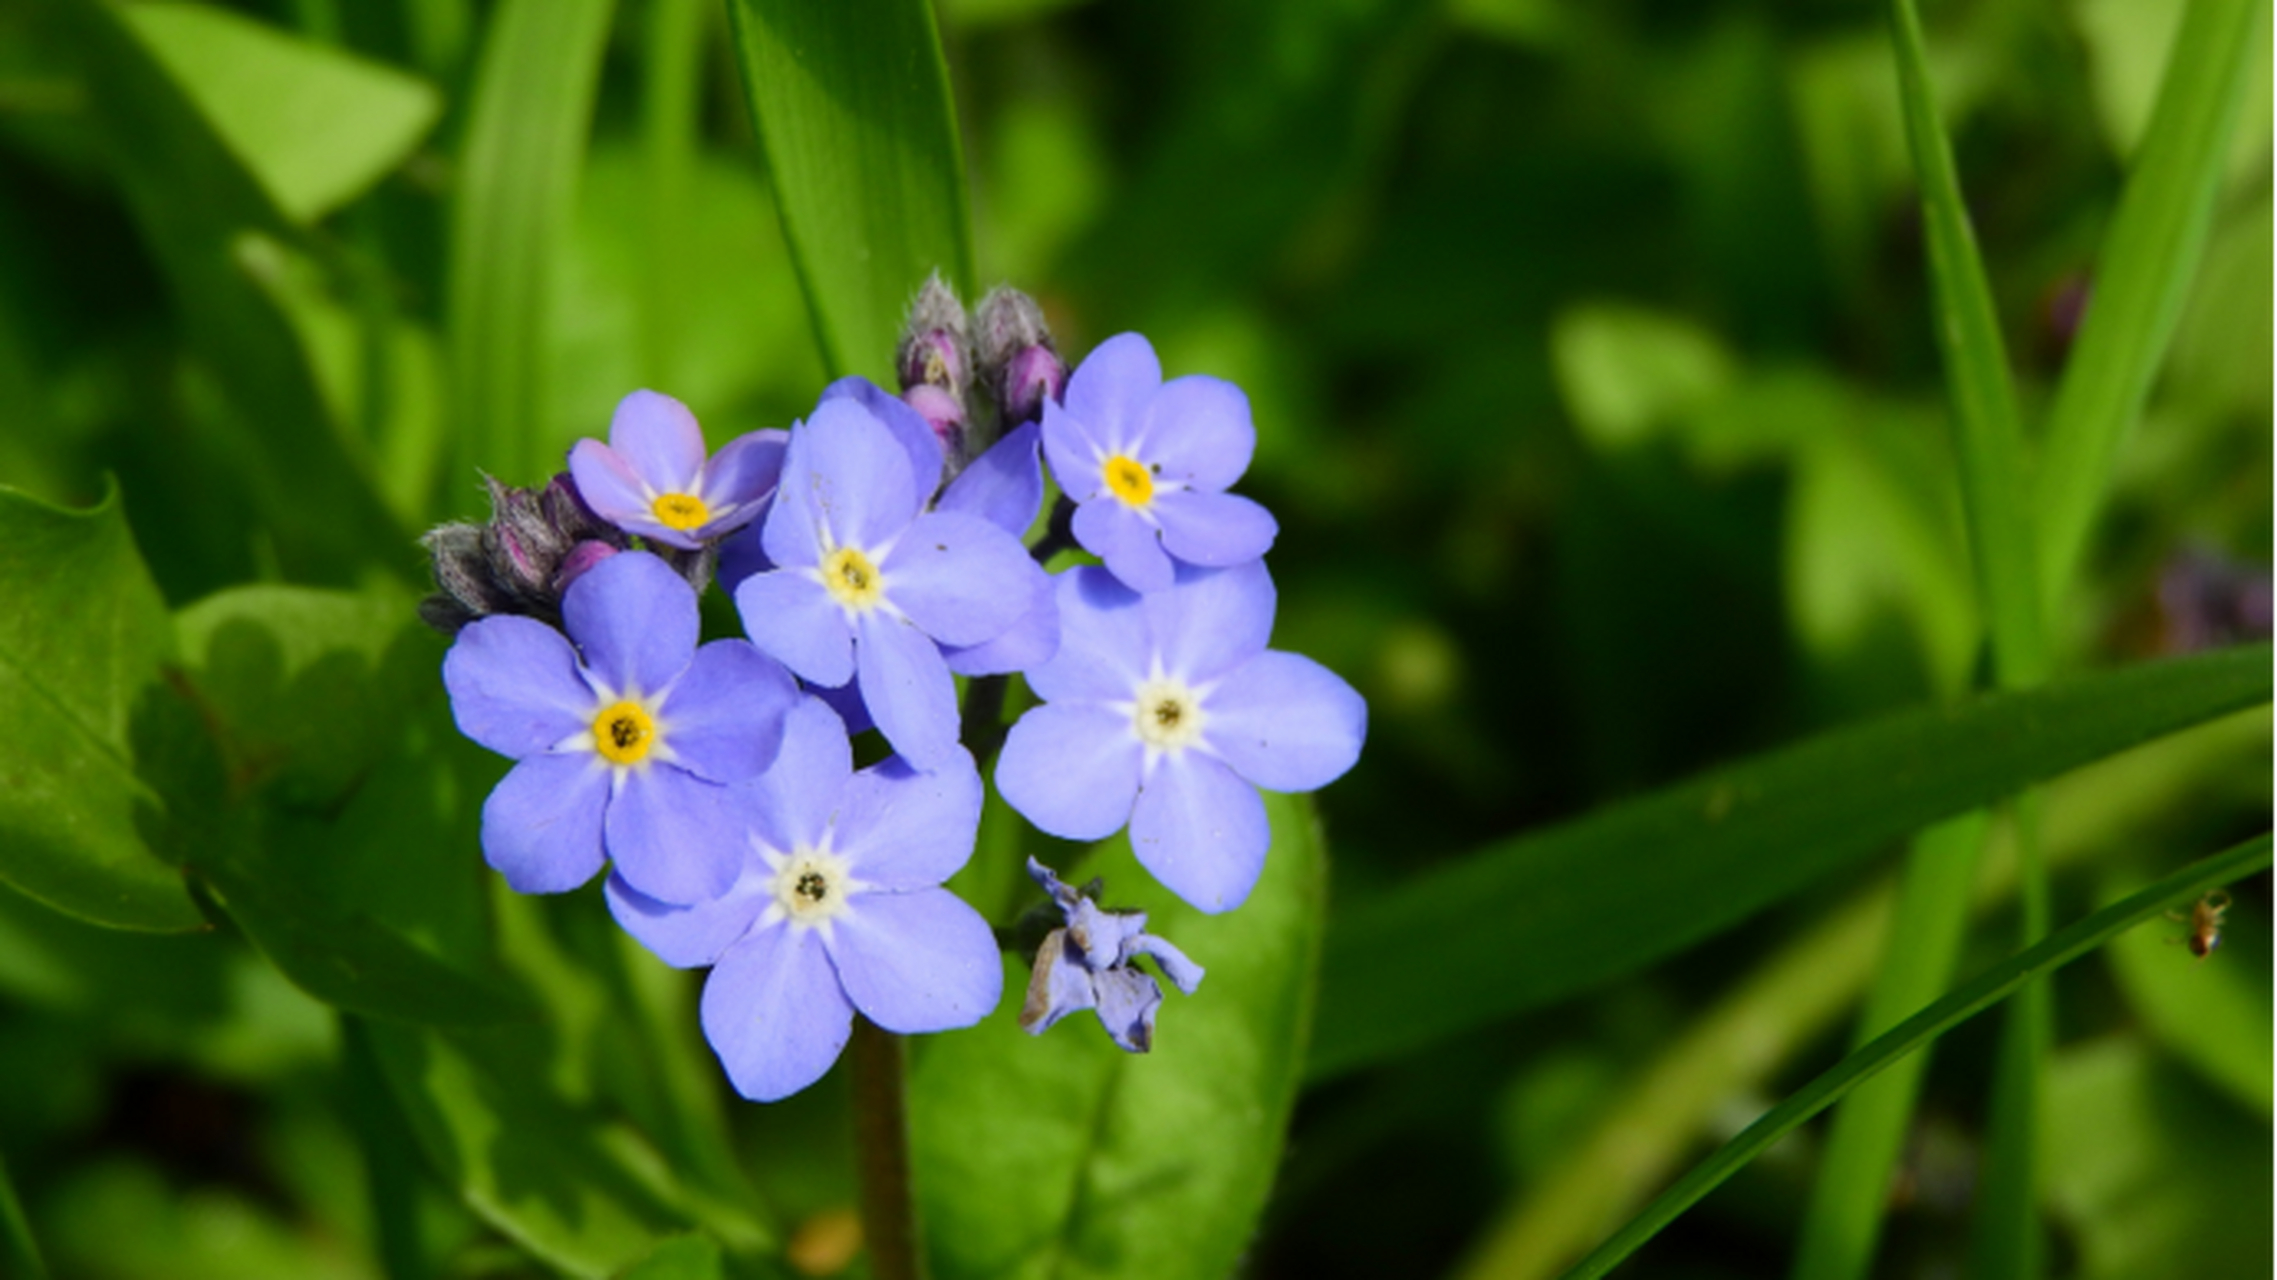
2166 889 2232 960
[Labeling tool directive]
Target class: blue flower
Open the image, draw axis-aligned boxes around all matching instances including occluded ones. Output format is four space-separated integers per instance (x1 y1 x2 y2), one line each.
730 390 1039 769
443 550 798 903
606 699 1003 1101
995 562 1366 913
1042 333 1277 594
1021 859 1202 1053
569 390 787 549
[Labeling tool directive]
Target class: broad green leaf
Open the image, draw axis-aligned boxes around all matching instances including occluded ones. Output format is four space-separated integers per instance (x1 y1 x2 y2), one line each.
2101 868 2272 1115
26 0 406 584
1886 0 2044 688
910 791 1325 1280
1560 831 2274 1280
152 585 531 1026
724 0 974 380
2034 0 2267 608
369 1023 697 1279
449 0 614 482
1312 644 2271 1079
2042 1038 2273 1280
1550 302 1737 452
1790 812 1985 1280
0 485 200 932
120 3 442 223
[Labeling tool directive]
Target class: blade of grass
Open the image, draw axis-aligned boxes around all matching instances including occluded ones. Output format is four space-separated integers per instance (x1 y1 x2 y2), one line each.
2035 0 2268 608
640 0 706 392
1557 831 2275 1280
1970 793 2052 1280
1310 644 2270 1079
723 0 974 381
448 0 614 484
1788 812 1986 1280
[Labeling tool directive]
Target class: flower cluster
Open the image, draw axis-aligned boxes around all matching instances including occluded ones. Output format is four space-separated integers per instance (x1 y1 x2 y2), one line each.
425 279 1364 1098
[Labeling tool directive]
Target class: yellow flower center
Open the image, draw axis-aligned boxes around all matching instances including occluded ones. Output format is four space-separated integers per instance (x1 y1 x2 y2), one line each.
1103 454 1154 507
822 546 884 611
592 700 657 765
651 492 710 531
1131 678 1205 752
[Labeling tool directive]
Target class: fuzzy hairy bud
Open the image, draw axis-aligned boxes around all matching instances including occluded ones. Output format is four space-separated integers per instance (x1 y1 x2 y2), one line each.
975 286 1064 428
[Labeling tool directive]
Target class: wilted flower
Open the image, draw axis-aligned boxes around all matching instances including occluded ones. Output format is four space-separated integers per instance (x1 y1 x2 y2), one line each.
1020 858 1202 1053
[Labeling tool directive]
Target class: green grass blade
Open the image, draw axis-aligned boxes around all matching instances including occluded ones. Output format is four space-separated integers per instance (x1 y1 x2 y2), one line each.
640 0 707 392
1885 0 2045 688
1558 831 2276 1280
2036 0 2269 607
1789 811 1986 1280
723 0 974 381
1310 645 2270 1080
1969 793 2053 1280
447 0 615 483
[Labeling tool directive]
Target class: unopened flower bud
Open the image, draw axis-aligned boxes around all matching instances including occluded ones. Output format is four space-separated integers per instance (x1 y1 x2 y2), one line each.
903 383 967 460
896 273 971 398
975 286 1063 427
417 472 631 635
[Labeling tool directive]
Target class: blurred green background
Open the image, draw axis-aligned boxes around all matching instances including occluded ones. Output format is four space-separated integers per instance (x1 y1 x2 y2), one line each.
0 0 2267 1277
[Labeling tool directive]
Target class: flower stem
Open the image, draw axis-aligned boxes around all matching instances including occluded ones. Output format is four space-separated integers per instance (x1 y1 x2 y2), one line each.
1028 494 1078 564
959 674 1010 765
850 1018 926 1280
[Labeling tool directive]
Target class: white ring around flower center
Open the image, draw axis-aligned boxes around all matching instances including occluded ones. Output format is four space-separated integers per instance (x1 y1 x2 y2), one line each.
771 846 857 927
1130 677 1207 753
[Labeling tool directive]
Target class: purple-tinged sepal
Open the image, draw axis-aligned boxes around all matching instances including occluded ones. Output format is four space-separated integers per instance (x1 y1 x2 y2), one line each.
976 286 1065 430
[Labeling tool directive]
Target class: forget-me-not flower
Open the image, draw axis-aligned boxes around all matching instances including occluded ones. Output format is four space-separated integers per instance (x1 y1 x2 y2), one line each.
731 391 1036 770
1021 858 1202 1053
606 699 1002 1101
996 562 1365 913
443 550 798 903
1043 333 1277 594
570 390 787 549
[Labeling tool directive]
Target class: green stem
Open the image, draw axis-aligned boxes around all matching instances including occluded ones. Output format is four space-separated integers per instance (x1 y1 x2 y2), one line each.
851 1018 925 1280
1558 831 2273 1280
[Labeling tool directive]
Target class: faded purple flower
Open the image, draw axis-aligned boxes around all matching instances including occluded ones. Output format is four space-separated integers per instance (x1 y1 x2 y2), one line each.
569 390 787 549
607 699 1001 1101
730 391 1036 769
996 562 1365 913
1042 333 1276 594
1021 858 1202 1053
443 550 798 904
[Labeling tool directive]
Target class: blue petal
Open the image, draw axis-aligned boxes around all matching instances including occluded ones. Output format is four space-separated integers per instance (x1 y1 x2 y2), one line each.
808 676 874 736
835 749 981 890
1126 933 1205 995
1129 752 1267 914
1061 333 1161 454
744 698 854 855
788 396 920 551
1073 498 1174 594
1020 931 1098 1034
567 439 659 537
853 611 960 771
1142 560 1275 684
480 753 610 894
1091 967 1165 1052
1205 650 1367 793
996 701 1142 841
694 428 788 537
937 421 1044 538
758 425 825 571
608 389 707 492
1041 397 1104 502
943 559 1059 677
715 520 774 596
829 888 1003 1033
1153 490 1277 569
820 376 945 504
606 861 769 969
1025 566 1148 703
735 569 854 688
562 551 697 696
443 615 591 757
882 511 1033 646
1142 374 1254 491
605 766 742 905
657 640 797 783
701 922 854 1102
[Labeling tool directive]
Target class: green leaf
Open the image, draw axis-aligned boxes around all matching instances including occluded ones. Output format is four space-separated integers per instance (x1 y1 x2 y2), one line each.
449 0 615 482
1885 0 2044 688
364 1023 699 1279
910 791 1325 1280
1312 644 2272 1079
119 3 443 224
619 1234 724 1280
153 585 532 1026
2034 0 2267 608
1790 812 1986 1280
0 485 200 932
724 0 974 380
27 0 407 584
0 1145 46 1280
1559 831 2275 1280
